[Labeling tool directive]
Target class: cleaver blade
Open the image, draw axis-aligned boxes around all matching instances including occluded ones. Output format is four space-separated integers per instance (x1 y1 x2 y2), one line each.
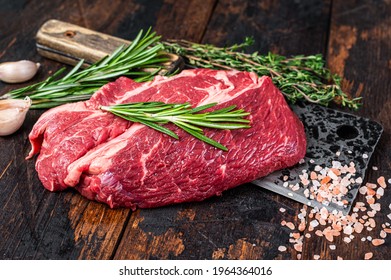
252 103 383 215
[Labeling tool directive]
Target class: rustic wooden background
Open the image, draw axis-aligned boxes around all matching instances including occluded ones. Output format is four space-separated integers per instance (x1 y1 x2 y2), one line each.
0 0 390 260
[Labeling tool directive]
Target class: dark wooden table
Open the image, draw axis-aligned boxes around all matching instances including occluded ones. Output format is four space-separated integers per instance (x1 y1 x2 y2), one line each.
1 0 390 260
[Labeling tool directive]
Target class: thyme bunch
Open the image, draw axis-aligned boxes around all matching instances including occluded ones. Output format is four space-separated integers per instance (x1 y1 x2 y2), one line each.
162 38 361 109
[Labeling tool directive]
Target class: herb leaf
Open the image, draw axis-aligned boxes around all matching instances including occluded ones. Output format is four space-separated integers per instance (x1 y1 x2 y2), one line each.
100 102 250 151
162 39 362 110
4 29 168 109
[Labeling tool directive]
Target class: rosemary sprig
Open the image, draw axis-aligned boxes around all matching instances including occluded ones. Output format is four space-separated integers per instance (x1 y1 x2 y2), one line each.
3 29 168 109
162 38 362 109
100 102 250 151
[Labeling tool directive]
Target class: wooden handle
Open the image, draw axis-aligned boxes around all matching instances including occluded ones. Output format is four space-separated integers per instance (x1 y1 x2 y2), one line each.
35 19 184 74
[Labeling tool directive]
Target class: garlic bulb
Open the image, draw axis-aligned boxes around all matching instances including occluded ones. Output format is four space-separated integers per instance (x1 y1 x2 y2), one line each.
0 97 31 136
0 60 40 83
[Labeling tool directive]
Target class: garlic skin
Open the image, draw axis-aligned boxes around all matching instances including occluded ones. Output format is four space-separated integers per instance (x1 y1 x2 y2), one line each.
0 97 31 136
0 60 40 83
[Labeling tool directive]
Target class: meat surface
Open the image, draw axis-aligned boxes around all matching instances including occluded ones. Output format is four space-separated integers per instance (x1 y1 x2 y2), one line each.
28 69 306 209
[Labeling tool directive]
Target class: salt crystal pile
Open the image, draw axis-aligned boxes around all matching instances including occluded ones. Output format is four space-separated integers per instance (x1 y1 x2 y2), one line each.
277 159 390 260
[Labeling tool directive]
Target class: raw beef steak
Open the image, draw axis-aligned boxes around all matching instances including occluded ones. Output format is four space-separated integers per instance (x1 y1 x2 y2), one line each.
28 69 306 209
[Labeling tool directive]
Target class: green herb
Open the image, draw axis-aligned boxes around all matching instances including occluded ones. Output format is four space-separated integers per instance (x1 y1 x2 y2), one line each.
3 29 168 109
3 29 361 110
162 38 362 109
100 102 250 151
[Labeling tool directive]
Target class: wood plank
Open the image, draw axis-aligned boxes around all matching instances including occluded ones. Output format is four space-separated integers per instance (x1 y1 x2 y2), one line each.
114 0 333 260
305 0 391 260
0 0 84 259
202 0 332 56
1 0 389 261
41 0 166 259
112 0 220 260
74 0 165 39
154 0 217 42
196 0 391 261
114 185 300 259
0 0 164 260
0 0 218 260
202 0 333 261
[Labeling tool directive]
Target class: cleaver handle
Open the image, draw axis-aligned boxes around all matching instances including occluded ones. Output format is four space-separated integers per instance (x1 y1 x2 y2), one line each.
35 19 184 74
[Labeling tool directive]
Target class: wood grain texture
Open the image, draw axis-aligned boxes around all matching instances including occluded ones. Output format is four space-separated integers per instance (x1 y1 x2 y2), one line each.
154 0 218 41
0 0 390 260
36 19 183 73
0 0 165 260
202 0 332 56
0 0 80 259
36 19 130 65
321 0 391 260
114 185 297 260
197 0 333 260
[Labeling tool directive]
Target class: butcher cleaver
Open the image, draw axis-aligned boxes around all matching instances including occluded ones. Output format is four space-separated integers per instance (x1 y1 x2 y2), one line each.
252 102 383 215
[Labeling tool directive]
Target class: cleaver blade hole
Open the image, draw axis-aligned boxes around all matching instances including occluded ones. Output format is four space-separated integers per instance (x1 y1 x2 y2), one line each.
336 125 359 139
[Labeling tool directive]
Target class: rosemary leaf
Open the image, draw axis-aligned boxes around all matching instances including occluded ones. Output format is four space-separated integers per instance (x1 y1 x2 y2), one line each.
61 59 84 81
173 120 204 133
175 122 229 152
188 102 217 113
100 102 250 151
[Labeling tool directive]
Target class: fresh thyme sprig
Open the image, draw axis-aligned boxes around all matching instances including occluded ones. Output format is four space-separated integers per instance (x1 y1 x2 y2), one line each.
100 102 250 151
3 29 168 109
162 38 362 109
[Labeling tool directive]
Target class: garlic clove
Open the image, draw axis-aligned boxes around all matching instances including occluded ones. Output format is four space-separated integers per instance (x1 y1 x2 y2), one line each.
0 97 31 136
0 60 40 83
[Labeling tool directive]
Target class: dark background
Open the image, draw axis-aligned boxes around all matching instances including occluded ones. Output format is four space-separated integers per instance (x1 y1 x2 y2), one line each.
0 0 390 260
